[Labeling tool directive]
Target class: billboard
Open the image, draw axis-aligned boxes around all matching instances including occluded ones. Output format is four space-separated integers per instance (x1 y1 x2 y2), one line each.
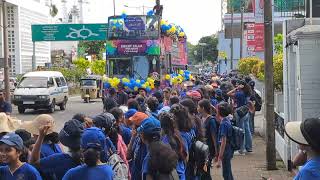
245 22 264 52
106 40 160 57
108 15 160 40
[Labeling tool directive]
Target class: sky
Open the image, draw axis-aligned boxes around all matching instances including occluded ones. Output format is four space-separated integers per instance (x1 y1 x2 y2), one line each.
53 0 222 44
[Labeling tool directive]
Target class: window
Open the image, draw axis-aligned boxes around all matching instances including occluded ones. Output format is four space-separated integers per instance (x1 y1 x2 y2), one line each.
48 77 54 87
55 77 62 87
60 77 67 86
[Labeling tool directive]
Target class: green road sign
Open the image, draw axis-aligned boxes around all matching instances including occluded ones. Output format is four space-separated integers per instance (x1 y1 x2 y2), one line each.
32 23 108 42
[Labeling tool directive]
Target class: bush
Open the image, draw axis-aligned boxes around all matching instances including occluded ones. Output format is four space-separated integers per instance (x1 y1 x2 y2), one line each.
238 57 262 75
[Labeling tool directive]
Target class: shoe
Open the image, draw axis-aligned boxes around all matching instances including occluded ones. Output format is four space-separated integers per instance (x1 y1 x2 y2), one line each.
234 151 245 156
246 150 253 153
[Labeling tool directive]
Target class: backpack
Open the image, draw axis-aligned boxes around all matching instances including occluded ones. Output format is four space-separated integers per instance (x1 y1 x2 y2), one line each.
253 91 262 111
229 126 244 151
107 153 129 180
189 130 209 166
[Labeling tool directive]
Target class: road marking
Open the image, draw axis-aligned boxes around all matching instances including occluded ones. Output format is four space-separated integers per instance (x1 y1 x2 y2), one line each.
69 96 80 100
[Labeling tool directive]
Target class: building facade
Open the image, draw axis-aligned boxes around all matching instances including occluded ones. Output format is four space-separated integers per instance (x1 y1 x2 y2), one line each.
1 0 50 76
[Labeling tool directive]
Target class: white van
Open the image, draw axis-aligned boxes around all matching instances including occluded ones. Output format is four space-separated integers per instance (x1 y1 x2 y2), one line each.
12 71 69 114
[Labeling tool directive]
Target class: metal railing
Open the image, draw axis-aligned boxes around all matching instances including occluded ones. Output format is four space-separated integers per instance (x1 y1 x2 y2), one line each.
274 0 305 18
275 111 285 138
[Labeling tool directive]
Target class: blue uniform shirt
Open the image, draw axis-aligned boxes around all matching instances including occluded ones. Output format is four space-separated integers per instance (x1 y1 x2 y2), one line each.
142 152 151 180
40 143 62 158
131 136 147 180
294 157 320 180
62 164 113 180
120 125 132 145
162 135 186 180
0 101 12 114
180 129 196 152
218 117 233 158
0 163 42 180
39 153 78 180
235 90 247 108
205 116 218 157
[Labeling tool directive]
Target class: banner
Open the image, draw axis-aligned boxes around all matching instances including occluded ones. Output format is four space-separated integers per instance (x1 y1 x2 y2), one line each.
106 40 160 57
254 23 265 52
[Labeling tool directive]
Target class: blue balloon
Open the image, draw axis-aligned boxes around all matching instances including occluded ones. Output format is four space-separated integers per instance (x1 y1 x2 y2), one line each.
130 79 135 83
146 87 151 93
147 10 154 16
140 80 146 84
104 82 111 89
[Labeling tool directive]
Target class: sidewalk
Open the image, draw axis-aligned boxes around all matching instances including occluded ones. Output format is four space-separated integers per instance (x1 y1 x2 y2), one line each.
212 136 294 180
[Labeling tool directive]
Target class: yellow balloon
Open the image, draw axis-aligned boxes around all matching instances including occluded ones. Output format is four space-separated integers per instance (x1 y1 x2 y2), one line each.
145 82 150 87
179 70 184 75
122 78 129 83
165 74 171 80
134 87 138 91
136 79 141 84
150 84 155 89
142 84 146 88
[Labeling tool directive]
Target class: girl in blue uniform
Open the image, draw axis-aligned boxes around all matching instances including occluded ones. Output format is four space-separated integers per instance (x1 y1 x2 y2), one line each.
0 133 42 180
63 127 113 180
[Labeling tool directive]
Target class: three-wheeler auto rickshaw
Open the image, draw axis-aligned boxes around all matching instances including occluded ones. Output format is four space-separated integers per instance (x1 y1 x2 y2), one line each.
80 75 103 103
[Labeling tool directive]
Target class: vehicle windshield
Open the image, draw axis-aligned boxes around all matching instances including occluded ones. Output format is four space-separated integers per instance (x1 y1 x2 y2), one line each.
18 77 48 88
81 79 97 86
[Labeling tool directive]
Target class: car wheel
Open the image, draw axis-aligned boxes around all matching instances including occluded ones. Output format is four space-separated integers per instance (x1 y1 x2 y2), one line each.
18 106 25 114
48 99 55 113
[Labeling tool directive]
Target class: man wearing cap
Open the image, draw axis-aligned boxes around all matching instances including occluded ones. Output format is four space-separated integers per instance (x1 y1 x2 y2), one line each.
137 117 161 180
285 118 320 180
0 92 12 115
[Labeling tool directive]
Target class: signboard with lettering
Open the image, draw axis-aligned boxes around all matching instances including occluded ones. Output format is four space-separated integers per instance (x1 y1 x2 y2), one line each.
254 23 265 52
31 23 108 41
108 15 159 40
118 43 147 54
106 40 160 57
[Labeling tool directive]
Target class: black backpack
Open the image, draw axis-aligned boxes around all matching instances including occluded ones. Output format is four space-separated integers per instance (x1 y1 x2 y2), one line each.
230 126 244 151
252 90 262 111
189 131 209 166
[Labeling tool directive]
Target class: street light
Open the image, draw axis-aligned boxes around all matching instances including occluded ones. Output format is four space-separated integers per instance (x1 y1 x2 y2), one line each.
198 43 207 65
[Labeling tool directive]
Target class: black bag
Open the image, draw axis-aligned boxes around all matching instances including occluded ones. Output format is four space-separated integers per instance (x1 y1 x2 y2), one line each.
192 140 209 165
230 126 244 151
236 105 249 118
253 92 262 111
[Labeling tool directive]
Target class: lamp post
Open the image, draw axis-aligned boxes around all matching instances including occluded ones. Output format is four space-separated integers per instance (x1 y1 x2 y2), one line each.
113 0 115 16
199 43 207 65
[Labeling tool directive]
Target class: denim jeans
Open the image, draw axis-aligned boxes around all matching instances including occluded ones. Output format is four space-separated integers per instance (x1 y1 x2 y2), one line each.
249 111 255 135
236 112 252 152
222 156 234 180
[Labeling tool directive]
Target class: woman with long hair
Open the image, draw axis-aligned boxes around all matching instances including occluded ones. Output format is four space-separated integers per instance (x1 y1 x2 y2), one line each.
159 112 188 180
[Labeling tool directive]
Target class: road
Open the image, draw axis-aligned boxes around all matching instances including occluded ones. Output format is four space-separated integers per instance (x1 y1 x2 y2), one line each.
11 96 104 131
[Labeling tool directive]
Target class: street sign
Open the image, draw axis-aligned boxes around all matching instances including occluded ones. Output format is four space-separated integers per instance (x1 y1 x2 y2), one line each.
31 23 108 42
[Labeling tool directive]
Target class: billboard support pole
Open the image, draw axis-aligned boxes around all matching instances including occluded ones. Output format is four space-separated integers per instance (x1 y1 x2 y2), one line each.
2 0 10 102
32 41 36 71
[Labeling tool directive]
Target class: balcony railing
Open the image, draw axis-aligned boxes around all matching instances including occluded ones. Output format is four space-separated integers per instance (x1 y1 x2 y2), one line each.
274 0 305 17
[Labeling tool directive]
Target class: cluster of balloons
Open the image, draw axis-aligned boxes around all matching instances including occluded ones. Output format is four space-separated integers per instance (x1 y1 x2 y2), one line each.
160 20 186 39
165 70 193 85
110 18 124 31
104 77 156 93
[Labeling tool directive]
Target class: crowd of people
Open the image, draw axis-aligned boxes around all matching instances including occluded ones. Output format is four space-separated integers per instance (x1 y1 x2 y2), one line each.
0 73 265 180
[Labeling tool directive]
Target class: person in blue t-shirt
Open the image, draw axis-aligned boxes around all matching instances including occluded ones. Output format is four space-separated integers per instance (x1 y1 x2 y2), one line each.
285 118 320 180
146 97 159 119
0 133 42 180
227 80 252 154
137 117 162 180
63 127 113 180
159 112 188 180
0 92 12 115
216 102 234 180
198 99 219 179
29 119 84 180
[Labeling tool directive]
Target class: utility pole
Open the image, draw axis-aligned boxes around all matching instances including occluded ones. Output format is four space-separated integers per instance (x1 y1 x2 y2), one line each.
113 0 116 16
2 0 10 101
240 1 244 59
264 0 277 170
230 0 234 71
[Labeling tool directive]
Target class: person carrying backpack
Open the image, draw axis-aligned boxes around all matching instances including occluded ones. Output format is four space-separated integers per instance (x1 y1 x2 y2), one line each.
216 102 234 180
198 99 219 179
248 80 262 135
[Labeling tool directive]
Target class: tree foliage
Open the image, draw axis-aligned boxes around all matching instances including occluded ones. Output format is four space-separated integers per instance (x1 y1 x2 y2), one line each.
91 60 106 76
78 41 106 59
73 57 91 72
274 34 283 54
188 35 219 64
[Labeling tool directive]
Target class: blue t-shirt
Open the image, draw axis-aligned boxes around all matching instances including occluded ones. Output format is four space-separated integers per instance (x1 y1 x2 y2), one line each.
0 101 12 114
40 143 62 158
0 163 42 180
102 137 117 162
294 157 320 180
39 153 78 180
235 90 247 108
210 98 219 107
162 136 186 180
205 116 218 157
218 117 233 159
131 136 147 180
62 164 113 180
142 152 151 180
179 129 196 152
120 125 132 145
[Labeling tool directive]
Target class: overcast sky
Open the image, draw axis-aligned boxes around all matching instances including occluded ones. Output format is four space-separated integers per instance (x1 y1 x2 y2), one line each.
53 0 221 44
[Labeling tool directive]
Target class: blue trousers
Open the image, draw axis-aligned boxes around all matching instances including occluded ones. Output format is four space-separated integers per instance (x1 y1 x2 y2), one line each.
222 157 234 180
236 112 253 152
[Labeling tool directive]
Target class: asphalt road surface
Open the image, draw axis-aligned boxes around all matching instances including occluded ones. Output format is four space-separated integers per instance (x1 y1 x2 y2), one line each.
11 96 104 131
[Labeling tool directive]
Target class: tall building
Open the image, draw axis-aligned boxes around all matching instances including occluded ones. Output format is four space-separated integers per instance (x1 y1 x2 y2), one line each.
0 0 51 76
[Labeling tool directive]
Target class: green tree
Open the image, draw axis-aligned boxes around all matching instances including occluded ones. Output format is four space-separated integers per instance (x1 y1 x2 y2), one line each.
274 34 283 54
78 41 106 59
73 57 91 72
91 60 106 76
187 42 196 64
193 35 219 63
